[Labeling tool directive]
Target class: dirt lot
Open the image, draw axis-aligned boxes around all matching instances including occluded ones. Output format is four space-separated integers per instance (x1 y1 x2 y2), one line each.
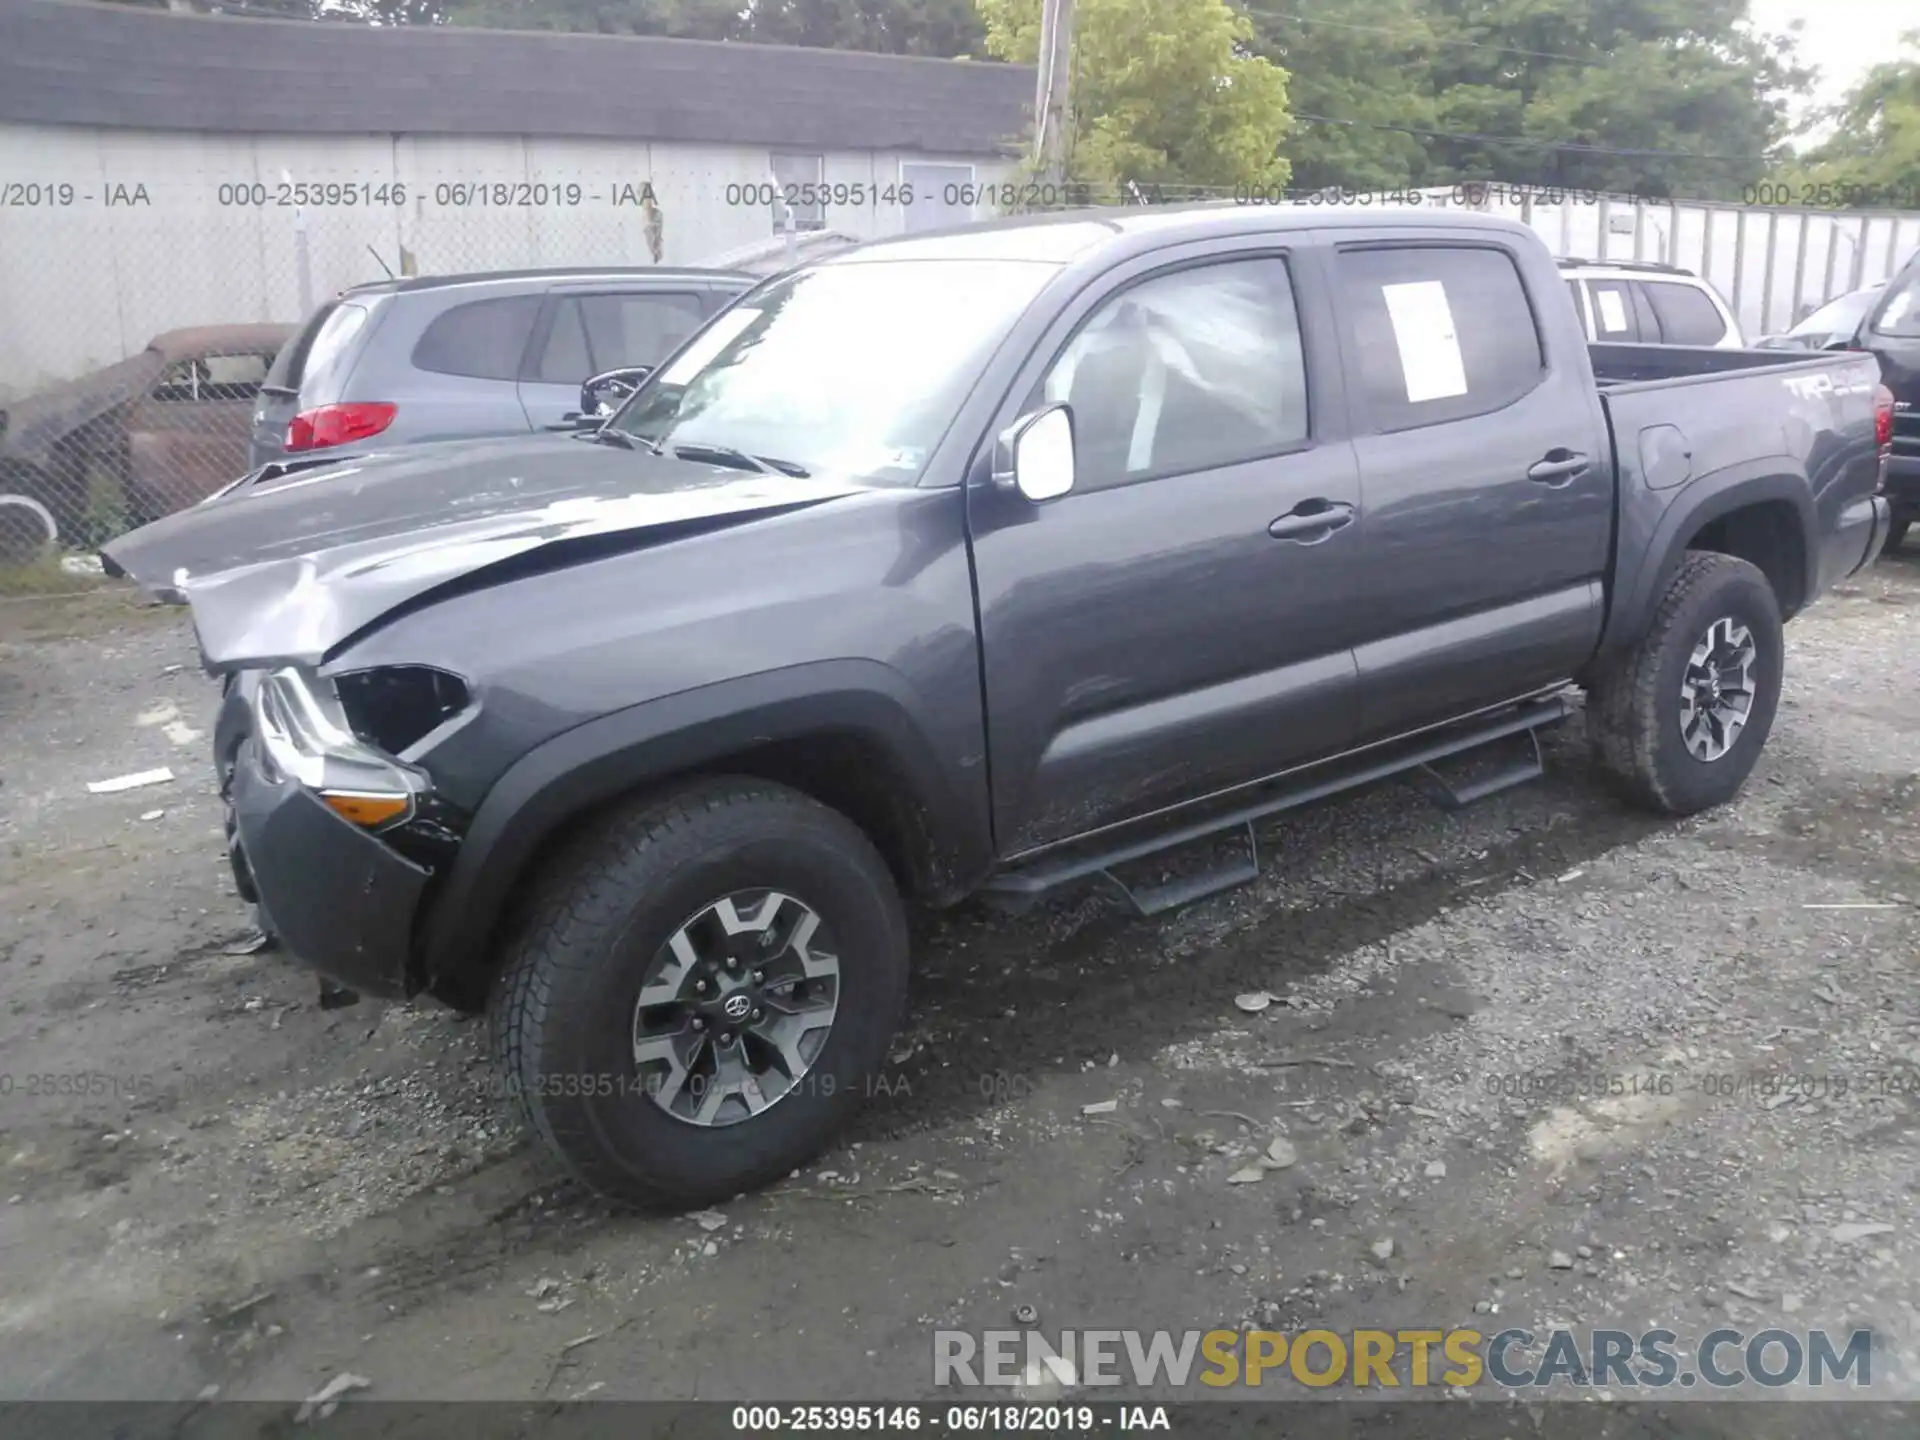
2 556 1918 1424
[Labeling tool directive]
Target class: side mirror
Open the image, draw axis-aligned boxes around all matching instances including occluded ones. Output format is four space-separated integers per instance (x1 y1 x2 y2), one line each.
581 366 654 418
993 404 1075 504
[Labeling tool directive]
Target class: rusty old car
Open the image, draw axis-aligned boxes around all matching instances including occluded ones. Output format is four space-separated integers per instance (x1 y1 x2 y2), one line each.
0 323 292 560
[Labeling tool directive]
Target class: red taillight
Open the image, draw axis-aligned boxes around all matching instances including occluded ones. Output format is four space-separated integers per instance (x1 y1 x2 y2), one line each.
1874 385 1894 451
285 402 397 452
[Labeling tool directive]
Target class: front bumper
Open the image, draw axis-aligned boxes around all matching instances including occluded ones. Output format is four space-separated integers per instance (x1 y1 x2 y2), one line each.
223 723 429 1000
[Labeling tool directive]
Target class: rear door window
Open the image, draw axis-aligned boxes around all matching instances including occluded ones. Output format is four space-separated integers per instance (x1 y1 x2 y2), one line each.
532 299 594 383
1641 281 1727 346
1588 280 1641 341
1565 279 1589 334
411 295 542 380
577 292 708 372
1628 283 1662 341
1336 246 1545 432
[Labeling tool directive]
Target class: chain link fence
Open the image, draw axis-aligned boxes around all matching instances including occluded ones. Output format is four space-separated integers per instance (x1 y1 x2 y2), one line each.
0 193 702 571
3 175 1917 585
0 164 981 573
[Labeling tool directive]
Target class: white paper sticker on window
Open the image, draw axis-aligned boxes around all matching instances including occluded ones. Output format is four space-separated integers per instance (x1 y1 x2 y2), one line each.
1595 288 1629 334
1381 280 1468 403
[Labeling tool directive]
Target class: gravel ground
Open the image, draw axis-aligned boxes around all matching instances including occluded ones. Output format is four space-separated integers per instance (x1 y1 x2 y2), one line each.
0 554 1916 1427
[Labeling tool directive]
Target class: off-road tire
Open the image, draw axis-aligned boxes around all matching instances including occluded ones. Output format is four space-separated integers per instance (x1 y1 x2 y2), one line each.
1586 551 1783 816
1886 519 1910 554
488 777 909 1211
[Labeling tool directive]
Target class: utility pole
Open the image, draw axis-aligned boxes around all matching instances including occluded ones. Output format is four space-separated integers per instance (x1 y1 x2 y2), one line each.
1032 0 1074 191
1032 0 1054 165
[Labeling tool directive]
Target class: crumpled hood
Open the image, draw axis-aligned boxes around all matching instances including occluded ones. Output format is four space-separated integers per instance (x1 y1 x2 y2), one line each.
100 432 865 672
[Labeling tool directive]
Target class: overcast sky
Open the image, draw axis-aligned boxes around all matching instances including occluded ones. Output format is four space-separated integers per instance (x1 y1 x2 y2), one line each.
1747 0 1916 123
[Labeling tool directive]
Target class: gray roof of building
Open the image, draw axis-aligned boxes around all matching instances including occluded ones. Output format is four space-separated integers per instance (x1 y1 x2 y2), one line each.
0 0 1034 155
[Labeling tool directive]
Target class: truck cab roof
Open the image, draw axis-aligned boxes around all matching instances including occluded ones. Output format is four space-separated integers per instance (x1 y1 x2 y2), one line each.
822 202 1538 269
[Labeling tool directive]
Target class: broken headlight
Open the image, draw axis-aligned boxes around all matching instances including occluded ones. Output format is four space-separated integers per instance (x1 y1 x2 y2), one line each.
253 666 430 831
332 665 471 757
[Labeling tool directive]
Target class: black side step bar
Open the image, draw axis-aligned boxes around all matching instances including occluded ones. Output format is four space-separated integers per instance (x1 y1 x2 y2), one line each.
1100 821 1262 918
1418 724 1547 811
982 694 1570 917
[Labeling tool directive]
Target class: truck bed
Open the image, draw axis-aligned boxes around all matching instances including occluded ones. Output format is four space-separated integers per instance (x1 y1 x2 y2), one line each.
1591 340 1888 624
1588 341 1848 389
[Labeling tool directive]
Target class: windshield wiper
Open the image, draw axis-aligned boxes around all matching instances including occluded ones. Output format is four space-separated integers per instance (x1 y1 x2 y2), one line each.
669 442 810 478
588 426 638 450
670 442 770 474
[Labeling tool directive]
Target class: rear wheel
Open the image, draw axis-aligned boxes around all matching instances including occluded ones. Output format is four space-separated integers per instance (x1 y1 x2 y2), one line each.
488 777 909 1210
1586 551 1783 816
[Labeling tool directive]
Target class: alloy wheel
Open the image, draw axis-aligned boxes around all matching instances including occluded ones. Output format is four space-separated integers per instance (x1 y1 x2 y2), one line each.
631 889 841 1127
1678 615 1757 763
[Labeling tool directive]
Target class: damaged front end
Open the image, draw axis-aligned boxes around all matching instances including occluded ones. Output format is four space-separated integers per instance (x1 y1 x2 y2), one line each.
100 451 386 600
216 662 477 999
167 436 870 994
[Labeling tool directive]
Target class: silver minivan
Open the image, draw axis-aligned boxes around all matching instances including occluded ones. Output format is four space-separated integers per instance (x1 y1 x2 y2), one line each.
250 267 756 470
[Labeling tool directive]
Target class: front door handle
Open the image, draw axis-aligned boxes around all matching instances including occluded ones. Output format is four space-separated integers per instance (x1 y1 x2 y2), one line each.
1268 498 1356 543
1527 450 1591 486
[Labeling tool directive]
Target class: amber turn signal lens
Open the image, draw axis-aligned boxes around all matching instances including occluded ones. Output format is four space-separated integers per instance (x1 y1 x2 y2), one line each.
321 791 412 827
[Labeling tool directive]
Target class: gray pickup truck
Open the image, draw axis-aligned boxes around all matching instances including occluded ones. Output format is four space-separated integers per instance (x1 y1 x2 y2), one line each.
105 207 1896 1211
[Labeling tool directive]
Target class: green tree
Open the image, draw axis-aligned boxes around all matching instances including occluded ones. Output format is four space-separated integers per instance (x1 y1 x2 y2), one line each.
978 0 1292 193
745 0 985 55
1240 0 1437 192
322 0 447 21
442 0 984 53
1240 0 1811 199
442 0 738 39
1792 32 1920 199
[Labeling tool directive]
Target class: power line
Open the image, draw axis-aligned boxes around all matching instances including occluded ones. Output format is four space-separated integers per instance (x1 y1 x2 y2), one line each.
1292 113 1771 164
1242 6 1617 68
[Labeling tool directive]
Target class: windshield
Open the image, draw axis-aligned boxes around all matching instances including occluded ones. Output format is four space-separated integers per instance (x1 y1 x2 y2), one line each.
1788 286 1882 341
607 259 1059 483
1871 263 1920 338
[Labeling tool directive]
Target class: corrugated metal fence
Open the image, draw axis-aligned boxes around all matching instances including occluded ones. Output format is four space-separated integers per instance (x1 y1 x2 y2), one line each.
1405 184 1920 341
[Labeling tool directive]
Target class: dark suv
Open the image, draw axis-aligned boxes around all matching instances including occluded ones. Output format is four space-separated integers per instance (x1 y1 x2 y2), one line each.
1856 254 1920 550
249 267 755 469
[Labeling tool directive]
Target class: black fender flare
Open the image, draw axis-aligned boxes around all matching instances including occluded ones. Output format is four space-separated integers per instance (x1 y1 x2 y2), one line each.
416 659 992 992
1595 463 1817 667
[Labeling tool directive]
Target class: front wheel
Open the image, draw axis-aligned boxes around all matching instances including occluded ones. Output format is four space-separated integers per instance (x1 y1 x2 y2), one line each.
488 778 909 1211
1886 519 1910 554
1586 551 1784 816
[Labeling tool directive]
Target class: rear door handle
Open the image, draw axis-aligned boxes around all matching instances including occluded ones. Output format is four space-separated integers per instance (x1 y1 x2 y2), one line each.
1268 498 1355 543
1527 450 1591 486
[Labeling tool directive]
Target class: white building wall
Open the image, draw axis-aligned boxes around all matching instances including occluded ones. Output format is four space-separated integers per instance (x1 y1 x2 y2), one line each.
0 123 1017 399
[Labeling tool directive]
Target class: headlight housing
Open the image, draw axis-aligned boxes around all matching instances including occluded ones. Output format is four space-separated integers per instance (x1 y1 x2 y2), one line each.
333 665 471 757
253 666 429 830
